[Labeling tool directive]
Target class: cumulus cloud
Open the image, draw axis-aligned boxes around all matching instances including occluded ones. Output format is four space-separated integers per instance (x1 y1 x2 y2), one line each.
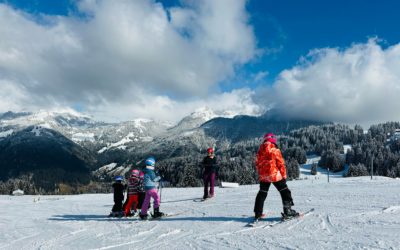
262 39 400 126
0 0 258 120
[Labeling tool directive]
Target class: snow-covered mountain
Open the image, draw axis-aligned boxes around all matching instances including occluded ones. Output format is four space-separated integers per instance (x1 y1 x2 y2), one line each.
0 110 171 153
0 108 327 185
0 109 96 128
0 126 96 187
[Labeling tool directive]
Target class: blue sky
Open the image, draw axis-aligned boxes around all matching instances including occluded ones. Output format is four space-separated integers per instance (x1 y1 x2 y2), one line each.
1 0 400 124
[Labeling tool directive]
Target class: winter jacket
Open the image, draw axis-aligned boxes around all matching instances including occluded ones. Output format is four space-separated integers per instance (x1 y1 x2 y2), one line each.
112 182 126 201
256 141 287 183
127 175 144 195
143 167 161 191
202 156 218 174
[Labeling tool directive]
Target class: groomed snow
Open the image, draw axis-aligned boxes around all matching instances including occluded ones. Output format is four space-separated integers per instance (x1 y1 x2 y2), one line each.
1 176 399 249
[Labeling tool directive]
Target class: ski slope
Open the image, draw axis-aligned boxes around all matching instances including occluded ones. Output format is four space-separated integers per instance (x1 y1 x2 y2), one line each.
1 176 400 250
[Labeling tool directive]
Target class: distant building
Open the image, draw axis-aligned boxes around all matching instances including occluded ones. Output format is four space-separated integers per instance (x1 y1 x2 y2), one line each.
12 189 24 196
343 145 352 154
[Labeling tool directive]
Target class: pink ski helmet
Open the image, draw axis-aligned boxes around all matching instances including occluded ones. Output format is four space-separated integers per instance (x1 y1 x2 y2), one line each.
264 133 277 144
131 169 140 177
207 147 214 154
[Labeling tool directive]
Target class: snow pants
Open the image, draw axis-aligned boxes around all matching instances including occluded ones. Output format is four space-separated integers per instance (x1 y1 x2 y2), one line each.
138 192 145 208
203 172 216 198
254 179 294 216
112 198 123 212
140 189 160 216
123 194 139 215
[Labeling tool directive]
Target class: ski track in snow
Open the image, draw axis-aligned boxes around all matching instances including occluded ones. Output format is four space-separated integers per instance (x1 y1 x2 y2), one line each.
1 177 400 249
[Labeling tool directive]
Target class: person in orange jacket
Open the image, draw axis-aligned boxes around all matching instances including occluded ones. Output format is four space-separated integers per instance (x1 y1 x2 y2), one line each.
253 133 299 220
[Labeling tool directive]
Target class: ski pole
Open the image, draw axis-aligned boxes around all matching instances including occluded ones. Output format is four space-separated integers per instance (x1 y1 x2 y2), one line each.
159 179 163 204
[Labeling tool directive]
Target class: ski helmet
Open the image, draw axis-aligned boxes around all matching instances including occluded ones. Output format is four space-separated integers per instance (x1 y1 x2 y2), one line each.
264 133 277 144
145 157 156 166
115 176 123 181
207 148 214 154
131 169 140 177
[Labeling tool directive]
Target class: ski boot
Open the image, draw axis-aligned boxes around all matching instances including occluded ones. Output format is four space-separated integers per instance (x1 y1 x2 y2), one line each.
151 207 165 218
282 206 299 221
139 213 148 220
254 212 266 220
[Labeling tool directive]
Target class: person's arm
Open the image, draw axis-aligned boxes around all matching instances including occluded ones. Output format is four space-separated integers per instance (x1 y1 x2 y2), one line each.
212 157 218 172
274 148 287 179
150 171 161 182
201 157 206 167
255 144 265 173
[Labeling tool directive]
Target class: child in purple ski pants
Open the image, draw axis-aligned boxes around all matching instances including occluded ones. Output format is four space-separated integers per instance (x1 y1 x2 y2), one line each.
139 157 165 219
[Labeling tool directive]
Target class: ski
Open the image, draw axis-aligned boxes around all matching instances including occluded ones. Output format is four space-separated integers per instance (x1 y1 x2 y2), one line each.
140 210 187 221
245 213 268 227
243 208 315 229
266 208 315 228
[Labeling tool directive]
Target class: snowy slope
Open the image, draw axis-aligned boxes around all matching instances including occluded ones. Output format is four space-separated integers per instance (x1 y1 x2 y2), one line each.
1 177 400 249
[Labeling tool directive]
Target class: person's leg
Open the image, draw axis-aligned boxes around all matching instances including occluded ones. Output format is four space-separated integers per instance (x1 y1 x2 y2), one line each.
273 179 298 216
111 202 118 212
203 172 210 199
150 189 160 209
132 194 139 212
148 189 164 217
253 182 271 218
209 172 216 197
124 195 134 215
273 179 294 206
140 191 152 216
138 192 145 208
115 200 123 212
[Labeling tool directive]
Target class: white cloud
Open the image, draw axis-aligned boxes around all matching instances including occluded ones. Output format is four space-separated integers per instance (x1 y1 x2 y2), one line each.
87 87 263 123
0 80 29 112
265 39 400 125
0 0 257 119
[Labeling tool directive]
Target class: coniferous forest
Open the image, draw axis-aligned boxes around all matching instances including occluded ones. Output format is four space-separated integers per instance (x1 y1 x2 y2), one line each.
136 122 400 188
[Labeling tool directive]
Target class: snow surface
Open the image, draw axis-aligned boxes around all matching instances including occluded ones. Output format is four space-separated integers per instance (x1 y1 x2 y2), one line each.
72 132 95 142
97 133 134 153
0 129 13 138
1 176 400 250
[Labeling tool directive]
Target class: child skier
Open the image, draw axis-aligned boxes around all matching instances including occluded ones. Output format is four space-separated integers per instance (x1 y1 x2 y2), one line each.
123 169 144 217
138 171 146 209
253 133 299 221
109 176 126 217
201 147 218 199
139 157 165 219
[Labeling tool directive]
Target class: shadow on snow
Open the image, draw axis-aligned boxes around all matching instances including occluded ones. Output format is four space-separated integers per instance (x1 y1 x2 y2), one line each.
48 214 282 224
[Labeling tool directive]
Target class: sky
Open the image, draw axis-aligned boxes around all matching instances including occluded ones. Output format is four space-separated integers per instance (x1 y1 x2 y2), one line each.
1 0 400 126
